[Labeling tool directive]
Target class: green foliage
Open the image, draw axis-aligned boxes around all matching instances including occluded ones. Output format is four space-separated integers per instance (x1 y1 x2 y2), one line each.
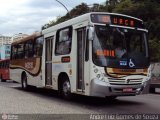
42 0 160 62
149 39 160 62
42 3 89 29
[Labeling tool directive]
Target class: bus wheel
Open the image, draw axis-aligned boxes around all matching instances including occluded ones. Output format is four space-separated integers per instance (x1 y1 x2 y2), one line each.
106 96 117 101
0 75 5 82
149 87 155 93
1 79 6 82
21 74 28 90
61 79 72 100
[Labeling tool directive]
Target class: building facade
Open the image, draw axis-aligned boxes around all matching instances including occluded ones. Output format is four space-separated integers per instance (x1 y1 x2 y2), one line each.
12 33 28 42
0 44 11 59
0 35 12 45
0 35 12 59
0 33 29 60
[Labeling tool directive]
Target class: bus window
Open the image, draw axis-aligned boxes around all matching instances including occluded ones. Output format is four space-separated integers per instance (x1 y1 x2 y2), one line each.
11 45 18 59
17 43 24 59
1 62 4 68
6 61 8 68
4 61 6 69
34 36 43 57
55 27 72 55
25 40 33 58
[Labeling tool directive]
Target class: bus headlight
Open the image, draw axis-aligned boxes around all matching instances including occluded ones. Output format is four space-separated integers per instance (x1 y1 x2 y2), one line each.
94 68 98 73
94 68 105 82
96 74 101 78
101 78 105 81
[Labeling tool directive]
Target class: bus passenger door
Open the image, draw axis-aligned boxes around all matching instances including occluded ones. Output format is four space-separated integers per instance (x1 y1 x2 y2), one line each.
45 37 53 86
77 28 89 91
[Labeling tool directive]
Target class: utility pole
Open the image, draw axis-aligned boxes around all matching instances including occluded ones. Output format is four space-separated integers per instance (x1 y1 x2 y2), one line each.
55 0 70 17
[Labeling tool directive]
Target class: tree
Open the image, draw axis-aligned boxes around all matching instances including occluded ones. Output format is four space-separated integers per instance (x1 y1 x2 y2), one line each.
42 3 89 29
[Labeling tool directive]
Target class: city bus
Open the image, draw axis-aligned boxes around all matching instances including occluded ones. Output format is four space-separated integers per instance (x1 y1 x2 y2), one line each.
10 12 151 99
0 59 10 82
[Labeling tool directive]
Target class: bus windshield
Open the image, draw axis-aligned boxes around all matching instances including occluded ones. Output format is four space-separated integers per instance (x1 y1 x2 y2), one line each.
92 25 149 68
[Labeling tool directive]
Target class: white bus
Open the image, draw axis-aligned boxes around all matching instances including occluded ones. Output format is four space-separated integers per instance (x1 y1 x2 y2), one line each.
10 12 151 99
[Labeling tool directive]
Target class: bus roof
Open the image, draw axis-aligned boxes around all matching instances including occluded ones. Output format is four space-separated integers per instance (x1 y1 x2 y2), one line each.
11 32 41 45
42 12 143 34
42 13 90 35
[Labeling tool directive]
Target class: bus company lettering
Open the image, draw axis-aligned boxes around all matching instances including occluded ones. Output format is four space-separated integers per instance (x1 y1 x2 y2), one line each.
25 62 33 69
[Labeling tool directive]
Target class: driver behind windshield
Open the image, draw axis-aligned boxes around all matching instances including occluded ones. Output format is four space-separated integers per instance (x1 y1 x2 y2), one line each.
112 28 126 58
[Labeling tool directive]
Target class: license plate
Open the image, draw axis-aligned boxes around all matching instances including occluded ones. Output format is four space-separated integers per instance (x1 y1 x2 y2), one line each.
123 88 133 92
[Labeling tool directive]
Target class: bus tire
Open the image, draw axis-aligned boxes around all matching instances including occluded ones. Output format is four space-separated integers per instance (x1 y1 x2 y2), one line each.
0 75 5 82
149 87 155 93
21 73 28 90
1 79 6 82
60 78 72 100
106 96 117 101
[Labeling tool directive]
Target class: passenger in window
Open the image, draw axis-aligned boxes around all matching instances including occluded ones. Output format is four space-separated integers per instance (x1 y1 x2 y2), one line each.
33 44 37 57
64 30 72 54
33 50 37 57
25 51 29 59
113 39 126 58
36 47 41 57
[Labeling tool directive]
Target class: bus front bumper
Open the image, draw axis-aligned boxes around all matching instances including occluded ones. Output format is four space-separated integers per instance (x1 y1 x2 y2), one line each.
90 79 150 98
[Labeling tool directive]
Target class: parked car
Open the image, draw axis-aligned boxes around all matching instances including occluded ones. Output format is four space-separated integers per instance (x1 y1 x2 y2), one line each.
149 63 160 93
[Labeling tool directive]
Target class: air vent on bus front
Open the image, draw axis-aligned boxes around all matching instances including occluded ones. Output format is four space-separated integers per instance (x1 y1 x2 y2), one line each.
108 78 143 85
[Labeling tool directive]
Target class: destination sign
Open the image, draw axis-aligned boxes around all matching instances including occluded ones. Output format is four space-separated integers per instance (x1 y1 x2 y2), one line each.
110 15 144 28
91 14 110 24
91 14 144 28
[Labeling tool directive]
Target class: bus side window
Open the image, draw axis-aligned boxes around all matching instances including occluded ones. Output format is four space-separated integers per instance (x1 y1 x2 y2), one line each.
17 43 24 59
34 36 43 57
25 40 33 58
3 62 5 68
6 61 9 68
11 45 18 60
55 26 72 55
5 61 8 69
1 62 4 69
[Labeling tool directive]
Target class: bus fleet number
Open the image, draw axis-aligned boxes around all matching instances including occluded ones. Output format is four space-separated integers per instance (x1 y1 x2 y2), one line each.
25 62 33 69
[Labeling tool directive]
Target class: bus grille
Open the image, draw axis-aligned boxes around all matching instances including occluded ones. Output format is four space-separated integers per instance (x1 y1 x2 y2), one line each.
108 78 143 85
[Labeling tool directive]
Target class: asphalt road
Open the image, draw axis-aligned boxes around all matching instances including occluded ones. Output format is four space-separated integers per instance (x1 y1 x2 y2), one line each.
0 80 160 119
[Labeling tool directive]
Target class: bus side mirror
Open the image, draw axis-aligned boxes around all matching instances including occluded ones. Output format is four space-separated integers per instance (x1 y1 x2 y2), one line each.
88 27 94 41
